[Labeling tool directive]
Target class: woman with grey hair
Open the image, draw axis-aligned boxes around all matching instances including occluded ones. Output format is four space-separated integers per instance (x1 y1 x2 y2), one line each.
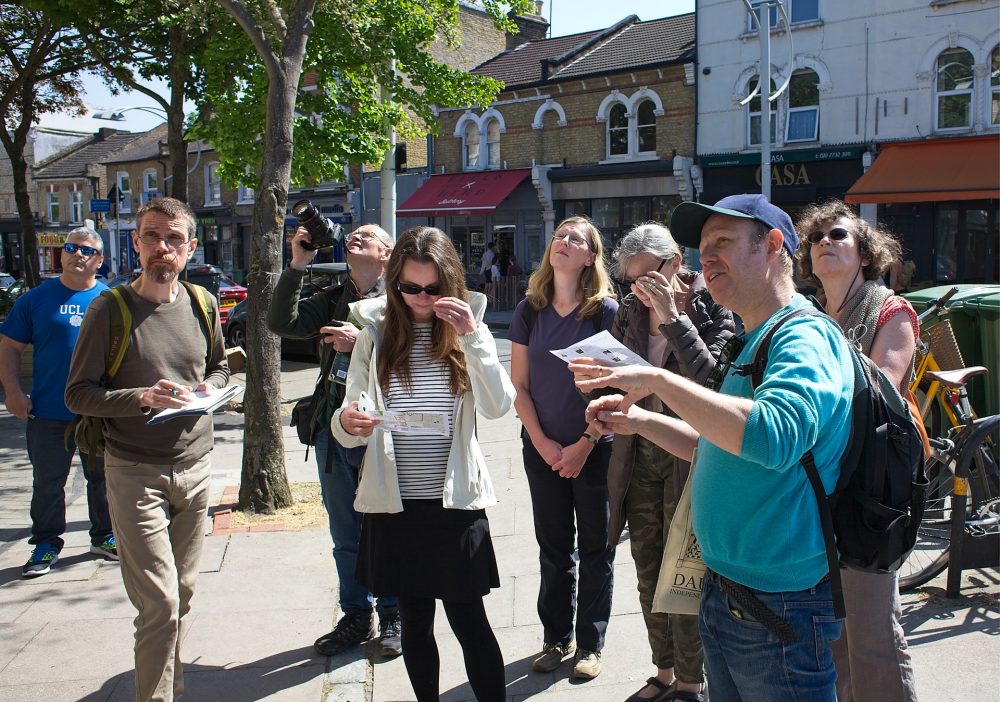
608 222 734 702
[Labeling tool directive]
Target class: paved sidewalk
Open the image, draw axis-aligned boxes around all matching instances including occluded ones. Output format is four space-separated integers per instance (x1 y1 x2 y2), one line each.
0 341 997 701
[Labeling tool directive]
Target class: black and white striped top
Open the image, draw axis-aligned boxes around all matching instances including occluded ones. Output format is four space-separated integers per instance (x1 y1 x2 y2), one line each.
386 323 456 499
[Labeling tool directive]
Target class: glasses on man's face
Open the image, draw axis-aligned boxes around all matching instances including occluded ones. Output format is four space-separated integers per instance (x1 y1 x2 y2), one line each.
397 281 442 296
350 230 388 245
806 227 851 245
63 242 100 257
705 334 747 392
552 231 589 248
138 233 189 249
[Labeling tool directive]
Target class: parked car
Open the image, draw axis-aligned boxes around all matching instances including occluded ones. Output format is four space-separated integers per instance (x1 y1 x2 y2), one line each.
0 273 14 290
224 262 349 360
0 277 26 320
183 264 247 326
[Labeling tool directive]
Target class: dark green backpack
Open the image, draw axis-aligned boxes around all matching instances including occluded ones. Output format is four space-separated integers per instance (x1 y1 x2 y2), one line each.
67 281 215 455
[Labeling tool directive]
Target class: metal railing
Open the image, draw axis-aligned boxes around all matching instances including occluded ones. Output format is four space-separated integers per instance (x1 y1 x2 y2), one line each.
479 274 528 311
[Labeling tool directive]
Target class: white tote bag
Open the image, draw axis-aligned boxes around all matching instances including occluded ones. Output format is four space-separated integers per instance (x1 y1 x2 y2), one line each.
652 456 706 616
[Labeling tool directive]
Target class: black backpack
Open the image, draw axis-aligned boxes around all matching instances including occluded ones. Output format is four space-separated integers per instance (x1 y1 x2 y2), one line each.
745 306 928 618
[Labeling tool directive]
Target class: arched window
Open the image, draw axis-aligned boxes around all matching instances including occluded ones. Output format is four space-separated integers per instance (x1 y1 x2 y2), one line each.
463 121 480 170
117 171 132 213
785 69 820 142
486 118 501 167
991 45 999 126
935 47 975 130
747 76 777 146
205 162 222 205
608 103 629 157
636 100 657 153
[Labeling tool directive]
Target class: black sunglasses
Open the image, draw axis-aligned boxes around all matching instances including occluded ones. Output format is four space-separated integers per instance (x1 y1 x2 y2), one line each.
705 334 747 392
397 281 442 296
806 227 851 245
63 242 100 257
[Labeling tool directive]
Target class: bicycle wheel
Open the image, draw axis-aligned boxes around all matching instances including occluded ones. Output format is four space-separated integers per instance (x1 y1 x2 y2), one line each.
899 416 1000 591
899 455 953 590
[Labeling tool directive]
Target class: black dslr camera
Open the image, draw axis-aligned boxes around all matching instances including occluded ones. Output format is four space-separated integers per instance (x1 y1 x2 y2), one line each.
292 199 343 251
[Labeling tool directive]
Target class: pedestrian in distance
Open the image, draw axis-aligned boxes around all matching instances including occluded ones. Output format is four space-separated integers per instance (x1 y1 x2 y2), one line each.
0 226 116 577
796 199 919 702
65 197 229 702
333 226 515 702
609 222 735 702
508 215 619 680
267 222 403 658
574 194 854 702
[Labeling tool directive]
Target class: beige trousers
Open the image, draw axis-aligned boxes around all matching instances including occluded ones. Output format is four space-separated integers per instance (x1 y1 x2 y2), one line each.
105 452 211 702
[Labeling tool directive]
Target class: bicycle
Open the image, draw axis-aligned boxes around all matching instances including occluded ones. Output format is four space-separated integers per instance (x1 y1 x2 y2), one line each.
898 287 1000 591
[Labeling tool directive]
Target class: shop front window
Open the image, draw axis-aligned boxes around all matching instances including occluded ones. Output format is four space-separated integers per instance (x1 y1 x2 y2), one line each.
591 198 621 248
935 208 958 282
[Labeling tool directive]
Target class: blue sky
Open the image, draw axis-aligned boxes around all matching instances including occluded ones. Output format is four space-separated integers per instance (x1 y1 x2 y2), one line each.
38 1 695 134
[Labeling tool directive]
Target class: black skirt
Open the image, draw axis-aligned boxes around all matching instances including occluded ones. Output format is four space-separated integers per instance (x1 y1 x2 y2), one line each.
357 499 500 602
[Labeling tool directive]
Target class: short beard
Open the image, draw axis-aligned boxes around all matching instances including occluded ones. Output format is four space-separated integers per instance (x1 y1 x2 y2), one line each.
148 260 179 284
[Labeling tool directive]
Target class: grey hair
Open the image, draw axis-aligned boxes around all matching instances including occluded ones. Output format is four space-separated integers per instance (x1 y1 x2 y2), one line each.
612 221 685 279
67 226 103 252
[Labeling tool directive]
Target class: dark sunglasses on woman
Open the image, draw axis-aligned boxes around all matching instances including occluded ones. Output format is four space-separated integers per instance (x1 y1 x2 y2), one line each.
806 227 851 245
397 281 441 296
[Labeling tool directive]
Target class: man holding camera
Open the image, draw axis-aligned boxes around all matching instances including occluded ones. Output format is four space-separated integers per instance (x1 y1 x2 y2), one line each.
267 221 398 657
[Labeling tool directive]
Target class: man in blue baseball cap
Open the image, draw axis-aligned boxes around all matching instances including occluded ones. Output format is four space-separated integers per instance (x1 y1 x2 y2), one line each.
573 193 854 701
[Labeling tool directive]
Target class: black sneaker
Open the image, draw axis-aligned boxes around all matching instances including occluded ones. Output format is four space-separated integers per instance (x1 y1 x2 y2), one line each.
22 544 60 578
377 607 402 658
314 610 375 656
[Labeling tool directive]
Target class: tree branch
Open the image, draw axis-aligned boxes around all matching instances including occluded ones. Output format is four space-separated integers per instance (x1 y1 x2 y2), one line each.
78 31 169 111
217 0 280 74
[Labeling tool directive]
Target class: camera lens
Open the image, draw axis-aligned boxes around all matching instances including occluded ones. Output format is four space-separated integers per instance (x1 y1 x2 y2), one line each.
292 200 315 219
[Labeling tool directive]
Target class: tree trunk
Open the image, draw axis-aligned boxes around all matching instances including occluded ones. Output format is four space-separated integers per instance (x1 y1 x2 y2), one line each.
0 107 41 287
167 26 188 202
238 62 302 513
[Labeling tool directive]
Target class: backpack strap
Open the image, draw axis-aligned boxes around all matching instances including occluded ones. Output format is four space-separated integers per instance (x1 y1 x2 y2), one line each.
743 304 847 619
179 280 215 361
103 287 132 382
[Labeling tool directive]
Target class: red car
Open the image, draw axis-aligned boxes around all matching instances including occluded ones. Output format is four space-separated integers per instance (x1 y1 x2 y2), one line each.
184 265 247 326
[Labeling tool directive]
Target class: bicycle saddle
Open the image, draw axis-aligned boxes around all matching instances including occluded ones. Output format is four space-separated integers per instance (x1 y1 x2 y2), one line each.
924 366 988 388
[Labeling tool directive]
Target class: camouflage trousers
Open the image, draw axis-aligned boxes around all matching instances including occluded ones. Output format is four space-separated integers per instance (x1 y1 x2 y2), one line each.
624 436 704 684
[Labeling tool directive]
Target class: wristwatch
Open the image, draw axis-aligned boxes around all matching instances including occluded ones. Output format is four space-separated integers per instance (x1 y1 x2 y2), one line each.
583 432 600 445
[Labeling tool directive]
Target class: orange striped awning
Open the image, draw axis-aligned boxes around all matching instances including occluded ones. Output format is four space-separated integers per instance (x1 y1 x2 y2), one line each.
845 135 1000 204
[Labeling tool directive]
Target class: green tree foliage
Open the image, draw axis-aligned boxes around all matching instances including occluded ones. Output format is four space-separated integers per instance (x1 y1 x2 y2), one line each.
0 3 102 286
40 0 228 202
193 0 533 189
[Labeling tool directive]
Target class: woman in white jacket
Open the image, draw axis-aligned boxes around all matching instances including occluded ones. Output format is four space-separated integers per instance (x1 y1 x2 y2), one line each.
333 226 515 702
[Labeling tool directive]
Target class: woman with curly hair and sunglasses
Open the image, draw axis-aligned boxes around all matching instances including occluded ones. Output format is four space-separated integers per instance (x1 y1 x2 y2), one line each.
508 216 619 680
794 200 919 702
332 227 515 702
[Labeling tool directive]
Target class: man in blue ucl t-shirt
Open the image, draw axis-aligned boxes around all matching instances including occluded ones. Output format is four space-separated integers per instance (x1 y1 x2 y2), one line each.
575 195 854 702
0 226 116 577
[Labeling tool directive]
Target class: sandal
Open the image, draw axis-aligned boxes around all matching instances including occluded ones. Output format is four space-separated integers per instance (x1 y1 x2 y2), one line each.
624 678 675 702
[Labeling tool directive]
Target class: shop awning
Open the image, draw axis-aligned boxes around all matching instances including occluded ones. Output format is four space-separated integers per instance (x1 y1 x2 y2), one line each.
845 136 1000 204
397 168 531 217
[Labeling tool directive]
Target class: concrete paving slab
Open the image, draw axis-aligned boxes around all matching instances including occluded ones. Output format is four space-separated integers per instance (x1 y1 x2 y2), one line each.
0 621 45 676
214 529 332 573
180 608 329 670
194 568 336 616
0 676 127 702
0 617 135 686
11 572 131 625
324 682 370 702
199 531 229 572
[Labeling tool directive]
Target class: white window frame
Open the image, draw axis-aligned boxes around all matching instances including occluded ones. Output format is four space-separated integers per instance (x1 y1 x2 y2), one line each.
69 186 83 224
990 45 999 127
636 99 657 154
142 168 158 204
47 190 60 224
747 77 777 147
785 70 820 143
486 118 501 168
205 162 222 205
237 181 255 204
607 103 629 158
463 121 480 170
746 0 819 32
117 171 132 214
934 47 975 131
597 88 664 162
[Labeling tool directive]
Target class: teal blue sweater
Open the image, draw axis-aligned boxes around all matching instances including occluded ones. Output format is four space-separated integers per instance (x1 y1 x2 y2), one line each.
690 295 853 592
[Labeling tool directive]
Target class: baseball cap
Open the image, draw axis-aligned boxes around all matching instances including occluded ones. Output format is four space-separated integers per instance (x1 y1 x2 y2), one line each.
669 194 799 255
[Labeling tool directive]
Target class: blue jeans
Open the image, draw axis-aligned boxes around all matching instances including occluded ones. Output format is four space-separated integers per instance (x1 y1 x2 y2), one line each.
315 428 397 613
699 570 842 702
26 417 112 550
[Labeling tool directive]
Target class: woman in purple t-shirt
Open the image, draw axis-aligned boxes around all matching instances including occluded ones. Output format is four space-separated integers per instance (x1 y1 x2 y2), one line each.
508 216 619 681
